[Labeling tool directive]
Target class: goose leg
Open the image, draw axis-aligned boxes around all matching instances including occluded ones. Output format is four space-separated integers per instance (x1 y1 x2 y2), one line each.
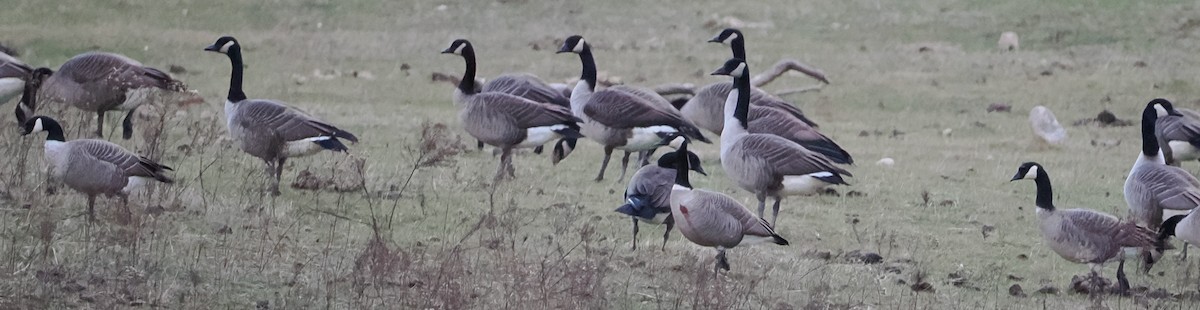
86 195 96 222
1183 244 1190 261
630 217 639 251
771 196 783 228
120 108 136 140
504 148 516 178
714 247 730 272
661 216 673 251
476 140 485 151
618 151 632 181
640 149 655 167
755 192 767 219
595 146 615 182
273 157 286 196
1116 259 1130 294
533 145 544 155
495 147 514 182
95 111 105 138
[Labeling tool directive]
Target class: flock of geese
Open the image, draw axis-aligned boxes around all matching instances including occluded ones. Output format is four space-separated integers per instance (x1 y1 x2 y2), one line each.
4 27 1200 288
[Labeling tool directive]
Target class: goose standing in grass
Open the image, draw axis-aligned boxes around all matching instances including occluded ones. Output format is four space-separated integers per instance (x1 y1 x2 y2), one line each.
20 116 173 221
1125 99 1200 233
667 139 788 272
711 58 850 227
27 51 187 139
616 135 706 251
441 39 583 181
1158 210 1200 262
1151 99 1200 166
556 35 710 182
440 39 574 159
681 28 849 164
1011 162 1155 293
204 36 359 195
0 52 32 105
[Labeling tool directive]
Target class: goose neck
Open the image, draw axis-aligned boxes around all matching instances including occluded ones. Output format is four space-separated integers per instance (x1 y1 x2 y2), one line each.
731 38 746 60
577 47 597 92
457 46 479 95
226 47 247 102
1032 170 1054 211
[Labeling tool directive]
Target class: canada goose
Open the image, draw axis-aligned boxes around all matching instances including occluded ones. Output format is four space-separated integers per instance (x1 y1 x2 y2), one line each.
0 52 32 105
1150 99 1200 166
15 68 52 124
1125 99 1200 233
556 35 710 181
681 28 819 133
615 135 706 251
441 39 584 180
711 58 851 227
682 29 850 164
20 116 173 221
29 51 186 139
1011 162 1155 293
1158 211 1200 259
667 139 788 272
204 36 359 195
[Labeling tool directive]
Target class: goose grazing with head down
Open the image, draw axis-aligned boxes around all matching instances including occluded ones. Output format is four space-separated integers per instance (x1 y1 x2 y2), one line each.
28 51 187 139
0 52 32 105
441 39 584 181
21 116 173 221
1158 210 1200 263
1125 99 1200 234
1011 162 1155 293
680 28 850 164
204 36 359 195
441 39 575 159
1150 99 1200 166
711 58 850 227
668 139 788 272
616 135 707 251
557 35 710 182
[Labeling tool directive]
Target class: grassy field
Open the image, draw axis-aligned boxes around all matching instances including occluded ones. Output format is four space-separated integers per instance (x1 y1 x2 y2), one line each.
1 0 1200 308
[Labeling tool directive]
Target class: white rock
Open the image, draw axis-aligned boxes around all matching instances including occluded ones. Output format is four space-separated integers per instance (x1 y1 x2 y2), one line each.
941 128 953 137
1030 105 1067 145
998 32 1019 51
436 4 447 11
876 157 895 167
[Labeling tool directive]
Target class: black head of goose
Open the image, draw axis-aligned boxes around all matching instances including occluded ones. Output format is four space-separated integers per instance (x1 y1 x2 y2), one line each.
20 115 173 221
440 39 583 181
205 35 359 195
1124 99 1200 232
1148 98 1200 166
615 136 706 251
710 58 851 227
667 139 788 272
0 52 32 106
1157 211 1200 260
1011 161 1156 293
556 35 709 181
34 51 187 140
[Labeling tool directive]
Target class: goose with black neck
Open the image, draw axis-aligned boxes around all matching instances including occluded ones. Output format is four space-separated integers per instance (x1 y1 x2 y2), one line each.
711 58 850 227
204 36 359 196
557 35 710 182
1124 99 1200 233
615 134 707 251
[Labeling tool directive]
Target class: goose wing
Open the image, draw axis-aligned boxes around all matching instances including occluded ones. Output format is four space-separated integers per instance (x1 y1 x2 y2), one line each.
1129 165 1200 210
483 74 569 108
1157 115 1200 147
473 93 579 128
748 106 851 164
626 166 675 209
1062 209 1153 248
236 99 358 142
58 52 180 91
736 134 851 178
0 53 30 79
72 139 172 181
695 190 778 238
583 90 690 129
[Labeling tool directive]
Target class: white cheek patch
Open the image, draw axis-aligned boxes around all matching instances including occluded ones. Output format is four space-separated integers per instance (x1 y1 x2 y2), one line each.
572 38 585 53
732 63 746 77
32 118 43 133
453 43 465 55
1023 165 1039 179
1154 104 1168 117
219 40 235 53
724 32 739 44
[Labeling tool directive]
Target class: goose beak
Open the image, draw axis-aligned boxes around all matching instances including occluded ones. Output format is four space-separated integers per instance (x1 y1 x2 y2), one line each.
439 47 455 54
707 36 723 43
694 165 708 176
1009 173 1022 181
556 43 573 54
710 68 730 76
203 45 220 52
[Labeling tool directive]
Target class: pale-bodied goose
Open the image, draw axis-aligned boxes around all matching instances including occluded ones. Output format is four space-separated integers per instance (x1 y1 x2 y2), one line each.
1151 99 1200 166
1011 162 1155 293
30 51 186 139
681 28 849 164
712 58 850 227
20 116 173 221
1125 99 1200 233
204 36 359 195
667 139 788 272
556 35 710 181
0 52 32 105
616 135 706 251
441 39 583 180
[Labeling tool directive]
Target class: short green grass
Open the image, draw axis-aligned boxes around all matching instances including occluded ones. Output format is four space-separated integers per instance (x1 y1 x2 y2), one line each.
2 0 1200 308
